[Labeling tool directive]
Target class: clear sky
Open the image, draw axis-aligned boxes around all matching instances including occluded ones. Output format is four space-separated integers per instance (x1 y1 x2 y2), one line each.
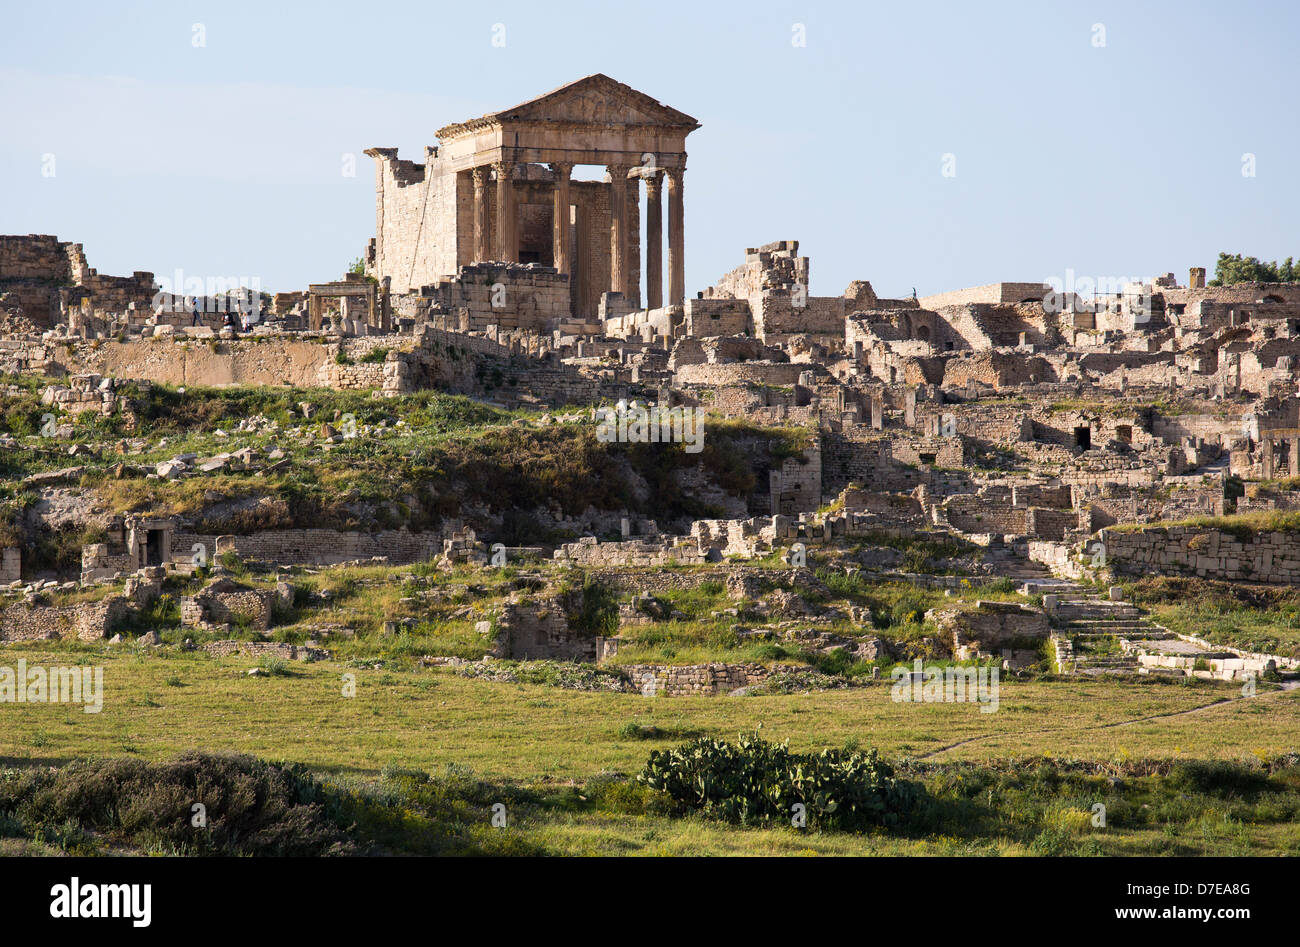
2 0 1296 301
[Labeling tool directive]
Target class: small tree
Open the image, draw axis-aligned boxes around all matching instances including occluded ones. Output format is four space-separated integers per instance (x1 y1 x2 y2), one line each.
1209 252 1298 286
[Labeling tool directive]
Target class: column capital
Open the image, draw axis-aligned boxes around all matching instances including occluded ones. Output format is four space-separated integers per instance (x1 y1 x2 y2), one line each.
549 161 573 179
606 163 634 179
471 165 490 187
492 160 514 179
643 170 665 196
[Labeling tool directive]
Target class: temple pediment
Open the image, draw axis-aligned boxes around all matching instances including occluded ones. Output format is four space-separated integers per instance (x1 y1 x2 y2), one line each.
438 74 699 138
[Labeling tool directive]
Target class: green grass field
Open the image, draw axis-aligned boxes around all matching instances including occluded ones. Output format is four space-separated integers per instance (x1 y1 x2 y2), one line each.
6 645 1294 777
3 645 1297 855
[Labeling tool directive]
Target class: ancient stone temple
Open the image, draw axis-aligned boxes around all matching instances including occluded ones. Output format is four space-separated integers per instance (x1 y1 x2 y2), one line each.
364 74 699 320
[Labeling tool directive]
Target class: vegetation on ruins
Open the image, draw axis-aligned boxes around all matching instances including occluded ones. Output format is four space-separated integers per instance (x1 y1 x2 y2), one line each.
1210 252 1299 286
0 376 816 548
1125 576 1300 658
1109 509 1300 542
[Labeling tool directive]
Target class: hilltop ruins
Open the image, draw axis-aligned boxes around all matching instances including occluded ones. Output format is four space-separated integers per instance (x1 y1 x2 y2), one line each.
3 74 1300 690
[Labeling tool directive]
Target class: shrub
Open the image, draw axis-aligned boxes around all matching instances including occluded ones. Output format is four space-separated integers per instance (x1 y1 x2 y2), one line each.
1167 760 1269 796
0 753 353 855
638 734 920 830
259 655 290 677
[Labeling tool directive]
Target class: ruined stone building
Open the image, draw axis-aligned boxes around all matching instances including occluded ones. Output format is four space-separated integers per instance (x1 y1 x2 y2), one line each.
364 74 699 323
0 234 155 329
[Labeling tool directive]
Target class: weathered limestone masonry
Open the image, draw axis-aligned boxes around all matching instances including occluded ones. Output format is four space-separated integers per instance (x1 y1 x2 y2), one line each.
554 507 910 570
83 516 176 583
554 535 709 568
203 640 327 662
180 578 275 632
60 335 337 388
928 600 1050 666
34 325 624 407
492 592 594 661
41 373 132 418
1101 526 1300 584
620 663 773 696
177 529 449 568
699 241 887 346
0 235 154 328
1137 649 1297 681
1027 540 1096 581
0 548 20 584
366 74 697 322
0 597 128 642
405 262 571 332
770 444 822 514
918 281 1051 311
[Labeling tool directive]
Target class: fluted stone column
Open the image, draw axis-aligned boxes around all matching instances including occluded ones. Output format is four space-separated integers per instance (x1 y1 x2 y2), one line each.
493 160 516 262
471 166 490 262
608 164 632 296
666 168 685 306
550 162 572 275
644 171 663 309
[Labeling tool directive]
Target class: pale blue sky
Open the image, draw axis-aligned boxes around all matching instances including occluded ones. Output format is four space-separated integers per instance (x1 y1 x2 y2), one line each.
2 0 1296 300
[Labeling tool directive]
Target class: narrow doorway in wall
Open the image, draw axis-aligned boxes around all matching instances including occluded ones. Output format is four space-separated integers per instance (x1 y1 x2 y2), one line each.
145 529 164 567
1074 426 1092 450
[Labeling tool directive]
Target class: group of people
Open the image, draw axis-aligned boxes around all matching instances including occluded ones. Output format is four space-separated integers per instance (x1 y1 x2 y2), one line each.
189 299 255 333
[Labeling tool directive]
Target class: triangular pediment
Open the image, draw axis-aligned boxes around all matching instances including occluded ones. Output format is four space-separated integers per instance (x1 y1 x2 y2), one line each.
495 74 698 128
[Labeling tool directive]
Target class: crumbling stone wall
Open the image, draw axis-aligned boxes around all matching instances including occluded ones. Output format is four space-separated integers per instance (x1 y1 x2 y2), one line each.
554 536 708 568
620 662 769 695
918 281 1049 310
494 594 594 661
62 336 335 388
0 597 128 642
1102 525 1300 584
181 579 274 632
0 548 21 584
203 640 326 661
684 298 750 336
413 262 571 332
176 529 448 568
0 235 154 328
928 600 1049 660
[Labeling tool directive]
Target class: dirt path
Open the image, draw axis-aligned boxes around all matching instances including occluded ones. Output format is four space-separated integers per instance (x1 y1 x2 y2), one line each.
915 687 1291 760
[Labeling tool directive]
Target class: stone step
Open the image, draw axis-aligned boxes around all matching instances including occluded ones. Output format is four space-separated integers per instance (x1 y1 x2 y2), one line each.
1060 621 1154 629
1061 612 1147 621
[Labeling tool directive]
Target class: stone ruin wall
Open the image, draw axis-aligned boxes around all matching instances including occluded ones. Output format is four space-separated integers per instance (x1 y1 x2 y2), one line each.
176 529 450 568
0 235 154 328
409 262 572 333
705 240 809 306
495 595 594 661
1102 525 1300 585
56 336 335 388
367 149 458 294
0 597 128 642
620 662 771 696
203 639 327 661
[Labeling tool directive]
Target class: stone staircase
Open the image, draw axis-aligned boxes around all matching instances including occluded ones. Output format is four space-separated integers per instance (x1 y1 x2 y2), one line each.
1049 592 1177 676
991 544 1281 681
